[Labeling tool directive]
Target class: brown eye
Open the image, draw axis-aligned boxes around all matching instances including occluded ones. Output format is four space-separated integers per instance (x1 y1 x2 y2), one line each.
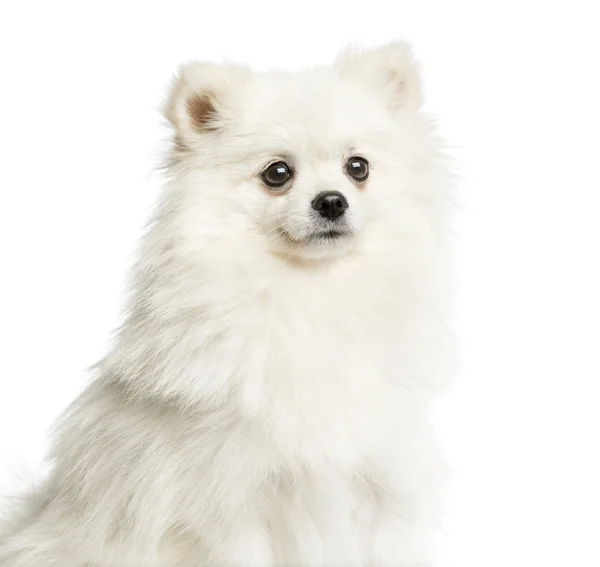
262 162 291 188
347 157 369 181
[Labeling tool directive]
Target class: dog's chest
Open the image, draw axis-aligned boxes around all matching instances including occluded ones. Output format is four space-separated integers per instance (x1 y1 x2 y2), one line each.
230 269 414 467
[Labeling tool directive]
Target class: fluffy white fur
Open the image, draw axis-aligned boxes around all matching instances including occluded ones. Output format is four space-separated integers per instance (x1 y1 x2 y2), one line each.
0 42 454 566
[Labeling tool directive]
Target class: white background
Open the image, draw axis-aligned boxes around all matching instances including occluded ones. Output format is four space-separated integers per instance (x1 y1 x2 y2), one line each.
1 2 599 566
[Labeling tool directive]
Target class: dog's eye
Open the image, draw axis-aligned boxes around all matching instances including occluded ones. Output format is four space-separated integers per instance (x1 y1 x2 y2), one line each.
262 162 291 188
347 157 369 181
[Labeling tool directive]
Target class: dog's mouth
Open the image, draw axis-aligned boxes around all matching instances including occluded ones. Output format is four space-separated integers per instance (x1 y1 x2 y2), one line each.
279 228 353 245
310 229 348 241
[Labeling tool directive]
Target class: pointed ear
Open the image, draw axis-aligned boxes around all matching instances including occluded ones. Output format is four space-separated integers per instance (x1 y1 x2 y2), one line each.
336 42 423 112
164 61 249 144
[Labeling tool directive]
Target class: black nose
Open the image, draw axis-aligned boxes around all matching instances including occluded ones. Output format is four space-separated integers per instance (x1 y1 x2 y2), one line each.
311 191 349 220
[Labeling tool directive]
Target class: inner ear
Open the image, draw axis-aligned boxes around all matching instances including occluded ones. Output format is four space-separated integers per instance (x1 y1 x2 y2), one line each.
187 92 217 132
336 42 423 112
386 69 410 110
164 61 250 142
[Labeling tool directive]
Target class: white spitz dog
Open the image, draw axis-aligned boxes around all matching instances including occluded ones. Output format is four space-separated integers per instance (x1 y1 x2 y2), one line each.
0 42 453 566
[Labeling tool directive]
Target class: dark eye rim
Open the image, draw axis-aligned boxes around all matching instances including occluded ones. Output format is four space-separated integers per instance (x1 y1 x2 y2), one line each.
261 161 292 188
346 156 370 181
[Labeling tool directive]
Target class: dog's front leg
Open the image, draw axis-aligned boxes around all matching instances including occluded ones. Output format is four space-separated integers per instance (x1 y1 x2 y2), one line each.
203 511 274 567
363 479 442 567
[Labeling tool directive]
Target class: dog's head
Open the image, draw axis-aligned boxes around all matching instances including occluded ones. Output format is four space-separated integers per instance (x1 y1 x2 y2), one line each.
105 43 450 404
163 43 440 263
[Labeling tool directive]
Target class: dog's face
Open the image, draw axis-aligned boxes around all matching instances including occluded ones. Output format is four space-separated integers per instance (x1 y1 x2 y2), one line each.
165 43 434 262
